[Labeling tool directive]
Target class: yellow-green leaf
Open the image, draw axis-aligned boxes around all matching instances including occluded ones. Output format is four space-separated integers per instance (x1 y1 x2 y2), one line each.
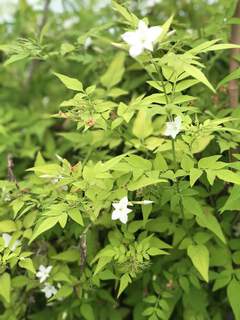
187 244 209 282
54 72 83 91
0 273 11 303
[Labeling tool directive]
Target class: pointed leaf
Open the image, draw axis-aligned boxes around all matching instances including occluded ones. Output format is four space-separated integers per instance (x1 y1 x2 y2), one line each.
187 244 209 282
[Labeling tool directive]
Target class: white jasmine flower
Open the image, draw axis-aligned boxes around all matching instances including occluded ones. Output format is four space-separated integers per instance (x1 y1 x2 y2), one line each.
108 28 116 35
112 196 132 224
0 0 17 23
84 37 92 50
2 233 20 251
145 0 161 7
41 283 57 299
42 96 49 106
164 116 182 139
51 175 64 184
121 20 162 57
63 16 79 29
36 265 52 283
93 0 110 12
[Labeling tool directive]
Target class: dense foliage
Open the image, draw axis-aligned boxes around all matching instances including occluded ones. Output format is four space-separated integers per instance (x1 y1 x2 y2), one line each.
1 0 240 319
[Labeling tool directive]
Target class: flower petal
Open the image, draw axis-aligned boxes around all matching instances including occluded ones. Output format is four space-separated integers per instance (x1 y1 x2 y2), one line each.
148 26 162 42
2 233 11 247
138 20 148 32
143 41 153 51
121 31 138 46
129 44 143 57
112 209 120 220
119 196 128 207
119 213 128 224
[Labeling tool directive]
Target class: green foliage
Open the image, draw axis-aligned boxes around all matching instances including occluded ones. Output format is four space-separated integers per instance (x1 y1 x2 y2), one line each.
0 0 240 319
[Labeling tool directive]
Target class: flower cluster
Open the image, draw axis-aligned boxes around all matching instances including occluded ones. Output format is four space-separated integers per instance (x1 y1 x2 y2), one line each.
36 265 57 299
121 20 182 140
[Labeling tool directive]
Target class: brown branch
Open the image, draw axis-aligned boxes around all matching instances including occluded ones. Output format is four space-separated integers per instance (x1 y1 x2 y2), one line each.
7 154 19 188
228 0 240 108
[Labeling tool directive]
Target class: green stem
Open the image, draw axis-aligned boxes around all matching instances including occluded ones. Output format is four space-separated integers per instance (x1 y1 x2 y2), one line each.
171 139 177 168
171 139 184 219
151 58 169 105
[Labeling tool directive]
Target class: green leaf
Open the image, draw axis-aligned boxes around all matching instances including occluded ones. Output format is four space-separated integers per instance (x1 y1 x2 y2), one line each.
182 197 204 218
198 155 222 169
0 273 11 303
112 1 137 26
153 153 168 171
29 216 59 243
126 155 152 170
11 199 25 218
52 249 80 262
53 285 73 300
217 67 240 88
188 39 219 55
4 53 29 66
216 169 240 185
80 303 95 320
183 63 215 92
189 168 203 187
0 220 17 232
196 213 226 244
128 176 166 191
187 244 209 282
147 247 168 256
68 208 84 226
100 52 125 89
94 256 112 276
221 185 240 212
117 273 131 297
159 15 174 41
227 278 240 320
19 258 36 274
132 110 153 139
202 43 240 53
60 42 75 55
181 155 194 171
175 79 199 92
54 72 83 91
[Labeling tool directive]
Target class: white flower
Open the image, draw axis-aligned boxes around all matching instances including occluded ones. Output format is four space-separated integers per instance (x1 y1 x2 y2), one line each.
111 196 132 224
145 0 161 7
0 0 17 23
42 96 49 106
142 200 154 204
41 283 57 299
121 20 162 57
36 265 52 283
84 37 92 50
164 116 182 139
2 233 20 251
63 16 79 29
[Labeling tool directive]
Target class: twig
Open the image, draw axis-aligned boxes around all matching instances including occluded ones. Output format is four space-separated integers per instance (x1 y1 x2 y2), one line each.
79 222 92 272
228 0 240 108
7 154 19 188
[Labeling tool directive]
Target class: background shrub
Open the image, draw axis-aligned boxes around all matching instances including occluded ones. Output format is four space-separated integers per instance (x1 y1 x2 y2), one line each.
0 1 240 319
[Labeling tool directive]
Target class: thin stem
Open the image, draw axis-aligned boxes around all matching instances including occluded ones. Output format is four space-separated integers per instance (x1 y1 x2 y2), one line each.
151 57 169 105
171 139 184 219
171 139 177 168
